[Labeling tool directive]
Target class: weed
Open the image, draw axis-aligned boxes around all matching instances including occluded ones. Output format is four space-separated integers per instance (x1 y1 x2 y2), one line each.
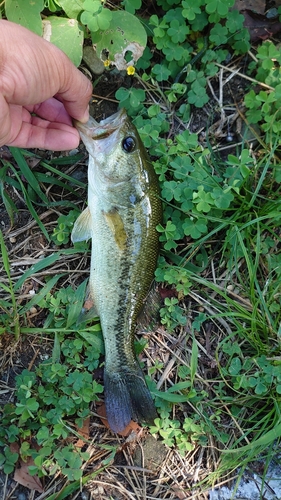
0 230 20 338
0 284 104 480
3 0 147 70
51 210 81 246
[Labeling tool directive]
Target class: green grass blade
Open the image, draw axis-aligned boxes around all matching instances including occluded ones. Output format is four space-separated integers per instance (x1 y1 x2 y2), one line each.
19 273 65 314
7 163 50 241
223 421 281 455
14 253 62 291
152 389 188 403
0 165 17 226
66 278 88 328
9 147 49 204
52 332 61 363
190 333 199 386
0 229 11 279
40 161 86 188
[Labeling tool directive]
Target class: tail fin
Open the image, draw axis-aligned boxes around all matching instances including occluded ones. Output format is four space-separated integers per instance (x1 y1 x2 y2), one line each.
104 368 157 433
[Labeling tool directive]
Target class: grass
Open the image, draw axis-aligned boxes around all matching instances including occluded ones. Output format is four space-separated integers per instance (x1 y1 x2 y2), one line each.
1 2 281 498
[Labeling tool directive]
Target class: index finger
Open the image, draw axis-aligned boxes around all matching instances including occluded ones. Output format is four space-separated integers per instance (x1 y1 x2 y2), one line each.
55 70 93 123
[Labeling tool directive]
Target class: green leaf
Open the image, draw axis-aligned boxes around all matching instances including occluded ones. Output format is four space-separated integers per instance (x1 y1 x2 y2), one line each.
212 187 234 209
190 334 198 385
188 85 208 107
42 17 84 66
77 328 104 354
91 10 147 70
182 218 207 239
182 0 202 21
0 230 11 281
9 148 48 204
209 24 228 45
255 381 267 395
167 20 189 44
193 186 214 212
19 273 65 313
205 0 234 17
152 389 188 403
5 0 44 35
223 421 281 455
228 357 242 376
152 63 171 82
66 279 88 328
225 9 244 33
81 5 112 32
121 0 142 15
0 166 17 226
163 41 187 62
58 0 83 19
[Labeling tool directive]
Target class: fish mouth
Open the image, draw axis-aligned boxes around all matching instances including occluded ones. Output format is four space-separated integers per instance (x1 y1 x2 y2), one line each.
74 109 127 140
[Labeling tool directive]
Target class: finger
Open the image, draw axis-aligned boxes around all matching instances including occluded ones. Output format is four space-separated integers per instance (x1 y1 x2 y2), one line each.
27 98 73 126
0 92 13 146
6 118 80 151
55 74 92 123
0 20 93 122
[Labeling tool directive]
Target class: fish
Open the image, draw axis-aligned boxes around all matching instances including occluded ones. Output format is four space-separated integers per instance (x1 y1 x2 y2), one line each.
71 109 162 433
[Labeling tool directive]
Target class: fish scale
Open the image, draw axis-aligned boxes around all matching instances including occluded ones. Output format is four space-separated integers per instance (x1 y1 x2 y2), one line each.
71 109 162 433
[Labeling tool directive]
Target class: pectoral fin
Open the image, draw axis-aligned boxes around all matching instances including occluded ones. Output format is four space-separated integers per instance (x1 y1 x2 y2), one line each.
71 207 92 243
103 210 127 251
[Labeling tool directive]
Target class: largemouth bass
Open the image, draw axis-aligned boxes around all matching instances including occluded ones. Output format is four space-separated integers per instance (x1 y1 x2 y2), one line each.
71 109 162 433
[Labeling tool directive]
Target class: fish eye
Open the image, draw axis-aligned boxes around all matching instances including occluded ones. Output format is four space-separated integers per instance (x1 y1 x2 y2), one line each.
122 136 136 153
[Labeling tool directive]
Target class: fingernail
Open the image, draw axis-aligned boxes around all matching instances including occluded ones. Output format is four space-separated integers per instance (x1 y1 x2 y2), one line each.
80 105 90 123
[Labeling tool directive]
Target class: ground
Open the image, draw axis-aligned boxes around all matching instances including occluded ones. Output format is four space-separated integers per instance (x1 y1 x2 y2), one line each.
1 7 281 499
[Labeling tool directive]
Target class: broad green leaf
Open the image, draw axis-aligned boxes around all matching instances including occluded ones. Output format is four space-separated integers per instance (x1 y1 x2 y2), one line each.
167 381 191 392
152 389 188 403
5 0 43 35
58 0 83 19
77 329 104 354
121 0 142 14
91 10 147 70
42 17 83 66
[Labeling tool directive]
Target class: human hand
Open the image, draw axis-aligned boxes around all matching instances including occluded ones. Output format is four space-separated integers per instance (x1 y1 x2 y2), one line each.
0 20 93 151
